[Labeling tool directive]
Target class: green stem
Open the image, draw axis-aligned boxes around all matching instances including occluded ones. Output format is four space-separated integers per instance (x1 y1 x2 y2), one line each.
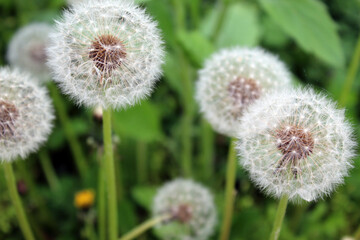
103 108 118 240
188 0 200 28
354 226 360 240
172 0 186 30
219 138 237 240
136 141 147 184
39 149 59 191
3 162 35 240
97 149 106 240
199 120 214 181
339 34 360 107
269 195 289 240
211 0 231 41
48 82 88 179
119 215 170 240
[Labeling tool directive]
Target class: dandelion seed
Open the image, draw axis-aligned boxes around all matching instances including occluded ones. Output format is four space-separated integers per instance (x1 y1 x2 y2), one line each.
153 179 217 240
237 88 356 202
47 0 164 109
196 47 292 137
7 23 53 83
0 68 54 162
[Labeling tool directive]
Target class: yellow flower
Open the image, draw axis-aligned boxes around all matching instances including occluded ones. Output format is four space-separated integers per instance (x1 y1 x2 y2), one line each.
74 189 95 209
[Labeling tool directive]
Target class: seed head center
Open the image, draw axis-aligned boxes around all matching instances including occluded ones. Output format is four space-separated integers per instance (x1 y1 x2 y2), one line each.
0 101 19 138
275 125 314 177
30 44 47 64
228 77 261 111
172 204 192 223
89 34 126 74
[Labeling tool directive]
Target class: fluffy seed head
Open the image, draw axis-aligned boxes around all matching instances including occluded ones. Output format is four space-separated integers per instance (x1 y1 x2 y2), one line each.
237 88 356 202
152 179 217 240
0 68 54 162
47 0 164 109
196 47 292 137
7 23 52 83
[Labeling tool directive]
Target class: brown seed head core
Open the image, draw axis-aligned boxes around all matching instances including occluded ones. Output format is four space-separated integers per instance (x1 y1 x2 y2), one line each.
0 101 19 138
275 125 315 177
227 77 261 115
171 204 192 223
30 44 47 64
89 34 126 74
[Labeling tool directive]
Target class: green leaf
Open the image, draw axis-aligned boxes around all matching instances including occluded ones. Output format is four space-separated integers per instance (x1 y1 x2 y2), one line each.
177 30 214 66
131 185 157 211
259 0 344 67
201 3 261 48
113 101 164 142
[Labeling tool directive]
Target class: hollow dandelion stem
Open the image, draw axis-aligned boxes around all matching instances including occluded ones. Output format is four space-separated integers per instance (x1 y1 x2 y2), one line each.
3 162 35 240
269 195 289 240
103 108 118 240
219 138 237 240
119 215 170 240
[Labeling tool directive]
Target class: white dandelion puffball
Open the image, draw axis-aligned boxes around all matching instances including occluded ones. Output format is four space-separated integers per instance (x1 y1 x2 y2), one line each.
47 0 164 109
153 179 217 240
237 88 356 202
7 23 53 83
196 47 292 137
0 68 54 162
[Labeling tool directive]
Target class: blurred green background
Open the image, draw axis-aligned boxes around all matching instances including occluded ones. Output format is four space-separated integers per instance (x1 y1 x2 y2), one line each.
0 0 360 239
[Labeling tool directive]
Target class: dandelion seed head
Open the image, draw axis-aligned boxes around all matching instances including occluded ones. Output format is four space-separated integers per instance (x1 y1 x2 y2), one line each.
7 23 52 83
152 179 217 240
196 47 292 137
0 68 54 162
237 88 356 202
47 0 164 109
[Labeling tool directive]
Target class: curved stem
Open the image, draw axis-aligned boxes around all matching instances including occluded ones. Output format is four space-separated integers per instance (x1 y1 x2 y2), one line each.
119 215 170 240
97 149 106 240
103 108 118 240
219 138 237 240
269 195 289 240
211 0 231 41
48 82 88 179
39 149 59 191
339 34 360 107
3 162 35 240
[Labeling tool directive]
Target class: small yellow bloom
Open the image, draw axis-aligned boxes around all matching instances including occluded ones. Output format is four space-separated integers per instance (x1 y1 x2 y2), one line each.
74 189 95 209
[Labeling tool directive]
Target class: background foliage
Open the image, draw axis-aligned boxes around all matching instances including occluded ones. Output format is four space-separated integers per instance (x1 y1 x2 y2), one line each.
0 0 359 239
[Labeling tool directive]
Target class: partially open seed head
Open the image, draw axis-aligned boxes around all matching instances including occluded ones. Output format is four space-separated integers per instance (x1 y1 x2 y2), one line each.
196 47 292 137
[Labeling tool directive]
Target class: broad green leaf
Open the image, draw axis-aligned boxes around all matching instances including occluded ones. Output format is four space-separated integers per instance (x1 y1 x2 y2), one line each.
177 30 214 66
131 185 157 211
259 0 344 67
201 3 261 48
113 101 164 142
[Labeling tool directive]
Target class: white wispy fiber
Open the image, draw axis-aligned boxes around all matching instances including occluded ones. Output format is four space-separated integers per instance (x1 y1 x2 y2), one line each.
47 0 164 109
7 23 53 83
196 47 292 137
0 68 54 162
153 179 217 240
237 87 356 202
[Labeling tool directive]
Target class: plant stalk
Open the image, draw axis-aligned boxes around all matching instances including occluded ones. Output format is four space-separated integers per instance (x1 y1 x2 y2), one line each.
48 82 88 179
339 34 360 107
103 108 118 240
39 149 59 191
219 138 237 240
269 195 289 240
3 162 35 240
119 215 170 240
97 149 106 240
211 0 231 41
